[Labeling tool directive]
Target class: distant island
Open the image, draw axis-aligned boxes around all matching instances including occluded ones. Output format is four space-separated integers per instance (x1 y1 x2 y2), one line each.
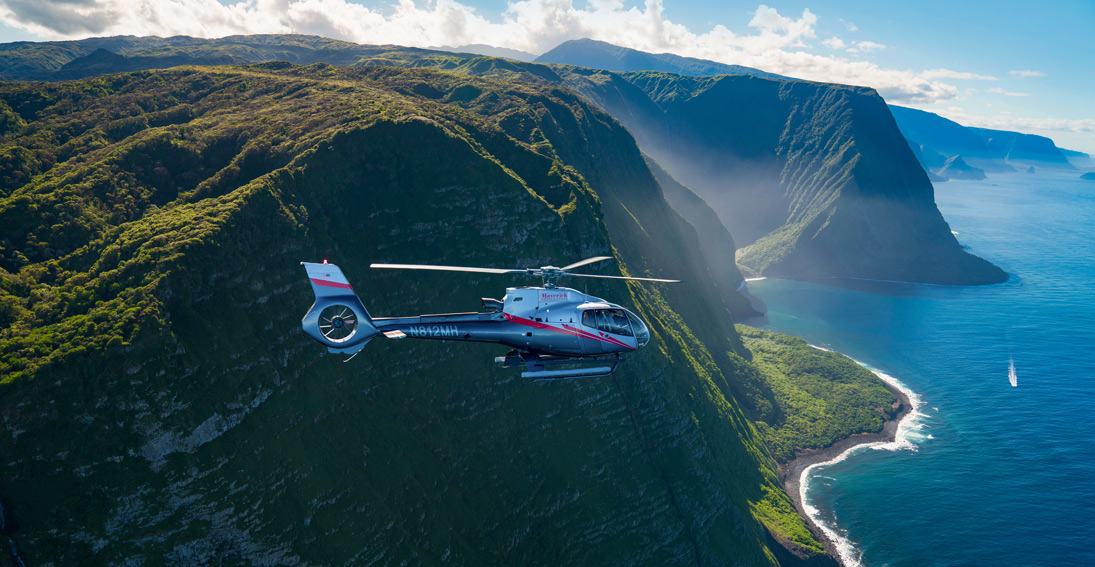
1082 172 1095 181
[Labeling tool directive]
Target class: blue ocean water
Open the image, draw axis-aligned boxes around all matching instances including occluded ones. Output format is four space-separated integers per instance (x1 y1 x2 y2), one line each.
748 170 1095 566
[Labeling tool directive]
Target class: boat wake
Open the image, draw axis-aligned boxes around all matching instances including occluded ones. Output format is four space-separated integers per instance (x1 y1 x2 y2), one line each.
799 364 929 567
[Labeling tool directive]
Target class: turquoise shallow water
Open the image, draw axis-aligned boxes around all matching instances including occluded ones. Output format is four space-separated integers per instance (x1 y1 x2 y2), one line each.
749 170 1095 566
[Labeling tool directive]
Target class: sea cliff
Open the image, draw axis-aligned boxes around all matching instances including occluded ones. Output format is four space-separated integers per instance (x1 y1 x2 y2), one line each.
0 62 832 565
0 35 1008 286
551 69 1007 284
0 34 989 565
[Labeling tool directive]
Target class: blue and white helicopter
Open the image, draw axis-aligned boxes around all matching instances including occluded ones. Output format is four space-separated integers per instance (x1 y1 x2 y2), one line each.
300 257 678 380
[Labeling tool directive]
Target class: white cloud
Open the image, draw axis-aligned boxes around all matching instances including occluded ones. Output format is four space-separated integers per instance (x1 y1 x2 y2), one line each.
848 40 884 53
822 36 885 54
932 108 1095 135
920 68 997 81
0 0 1001 104
987 87 1030 97
839 18 858 32
1008 69 1046 78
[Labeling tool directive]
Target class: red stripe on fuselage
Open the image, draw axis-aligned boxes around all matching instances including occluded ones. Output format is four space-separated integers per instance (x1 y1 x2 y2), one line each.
562 323 632 350
504 313 635 351
310 278 353 290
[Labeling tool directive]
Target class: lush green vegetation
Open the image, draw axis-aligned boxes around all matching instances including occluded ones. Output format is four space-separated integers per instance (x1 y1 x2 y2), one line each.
1 34 1007 285
0 35 970 563
0 63 830 565
736 325 899 463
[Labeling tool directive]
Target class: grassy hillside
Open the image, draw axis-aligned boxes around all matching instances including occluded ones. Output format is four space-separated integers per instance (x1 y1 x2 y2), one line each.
736 326 899 463
0 64 839 565
1 33 1009 288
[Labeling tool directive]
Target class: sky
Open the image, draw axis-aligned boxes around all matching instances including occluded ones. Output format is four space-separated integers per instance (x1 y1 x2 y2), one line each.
1 0 1092 153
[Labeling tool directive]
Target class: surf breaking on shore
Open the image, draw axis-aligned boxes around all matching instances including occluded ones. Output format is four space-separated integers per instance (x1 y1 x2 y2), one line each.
779 362 927 567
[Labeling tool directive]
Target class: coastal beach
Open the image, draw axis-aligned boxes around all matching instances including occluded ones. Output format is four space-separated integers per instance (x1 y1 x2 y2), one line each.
750 171 1095 567
778 370 916 564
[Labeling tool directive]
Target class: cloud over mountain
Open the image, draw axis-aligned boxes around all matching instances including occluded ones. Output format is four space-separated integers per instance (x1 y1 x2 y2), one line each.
0 0 1031 104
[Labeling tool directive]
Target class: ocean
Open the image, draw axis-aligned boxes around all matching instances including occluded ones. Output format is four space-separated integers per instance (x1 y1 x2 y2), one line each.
748 170 1095 566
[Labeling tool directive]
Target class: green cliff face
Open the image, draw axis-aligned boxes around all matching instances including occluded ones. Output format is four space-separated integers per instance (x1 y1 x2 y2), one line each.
551 70 1007 285
2 35 1008 286
644 156 759 319
0 64 835 565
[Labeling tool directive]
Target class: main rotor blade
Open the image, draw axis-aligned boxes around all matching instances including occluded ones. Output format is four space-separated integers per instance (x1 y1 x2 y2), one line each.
561 256 613 271
370 263 525 275
565 272 681 283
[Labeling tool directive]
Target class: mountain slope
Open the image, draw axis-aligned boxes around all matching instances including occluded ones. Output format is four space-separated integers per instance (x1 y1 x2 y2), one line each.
0 64 836 565
550 69 1006 284
535 38 785 79
0 34 1007 285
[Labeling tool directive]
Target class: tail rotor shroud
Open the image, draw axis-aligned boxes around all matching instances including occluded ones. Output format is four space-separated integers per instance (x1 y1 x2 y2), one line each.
318 304 359 343
300 262 378 355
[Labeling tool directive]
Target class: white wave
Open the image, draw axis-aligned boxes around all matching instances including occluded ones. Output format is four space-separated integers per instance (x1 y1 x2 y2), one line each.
798 363 927 567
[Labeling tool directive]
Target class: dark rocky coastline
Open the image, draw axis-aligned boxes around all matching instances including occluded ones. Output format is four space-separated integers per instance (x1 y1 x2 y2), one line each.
778 378 915 565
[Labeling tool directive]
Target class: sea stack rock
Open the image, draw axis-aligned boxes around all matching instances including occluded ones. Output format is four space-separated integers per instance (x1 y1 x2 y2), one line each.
938 155 987 180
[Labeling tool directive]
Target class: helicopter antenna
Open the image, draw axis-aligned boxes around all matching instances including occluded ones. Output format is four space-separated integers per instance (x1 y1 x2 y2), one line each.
370 257 680 288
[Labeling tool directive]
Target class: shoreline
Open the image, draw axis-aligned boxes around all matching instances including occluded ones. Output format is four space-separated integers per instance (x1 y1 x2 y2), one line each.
777 375 915 566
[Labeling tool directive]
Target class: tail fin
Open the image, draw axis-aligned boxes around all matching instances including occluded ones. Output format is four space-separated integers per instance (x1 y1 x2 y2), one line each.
300 261 378 355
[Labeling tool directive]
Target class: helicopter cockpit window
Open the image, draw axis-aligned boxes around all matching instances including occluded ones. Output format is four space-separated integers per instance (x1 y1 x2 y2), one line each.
581 309 634 337
626 310 649 348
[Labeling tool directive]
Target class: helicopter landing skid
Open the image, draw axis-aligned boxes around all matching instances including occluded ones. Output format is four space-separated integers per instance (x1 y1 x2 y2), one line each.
494 351 623 381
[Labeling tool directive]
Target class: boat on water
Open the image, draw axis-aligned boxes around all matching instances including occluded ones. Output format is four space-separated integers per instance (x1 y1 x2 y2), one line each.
1009 358 1018 388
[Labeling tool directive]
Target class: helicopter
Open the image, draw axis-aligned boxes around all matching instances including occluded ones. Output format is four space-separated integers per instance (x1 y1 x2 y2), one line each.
300 257 678 380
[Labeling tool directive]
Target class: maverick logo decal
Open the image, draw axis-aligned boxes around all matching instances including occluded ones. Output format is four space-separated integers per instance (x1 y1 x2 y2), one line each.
539 291 569 302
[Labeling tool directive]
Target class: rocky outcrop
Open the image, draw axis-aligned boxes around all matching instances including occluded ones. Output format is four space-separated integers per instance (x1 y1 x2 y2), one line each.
938 155 987 180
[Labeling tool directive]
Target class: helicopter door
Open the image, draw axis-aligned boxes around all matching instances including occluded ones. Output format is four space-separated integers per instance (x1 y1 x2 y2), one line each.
580 309 608 354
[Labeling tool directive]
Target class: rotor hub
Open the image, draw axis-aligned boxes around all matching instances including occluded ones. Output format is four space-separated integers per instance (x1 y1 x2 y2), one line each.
539 267 563 288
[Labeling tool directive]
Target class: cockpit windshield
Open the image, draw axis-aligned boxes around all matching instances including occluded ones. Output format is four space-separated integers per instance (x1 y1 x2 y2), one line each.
581 308 634 337
626 310 649 348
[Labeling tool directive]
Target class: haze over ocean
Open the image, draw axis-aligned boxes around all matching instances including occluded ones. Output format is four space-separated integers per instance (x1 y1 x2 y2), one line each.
749 170 1095 566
